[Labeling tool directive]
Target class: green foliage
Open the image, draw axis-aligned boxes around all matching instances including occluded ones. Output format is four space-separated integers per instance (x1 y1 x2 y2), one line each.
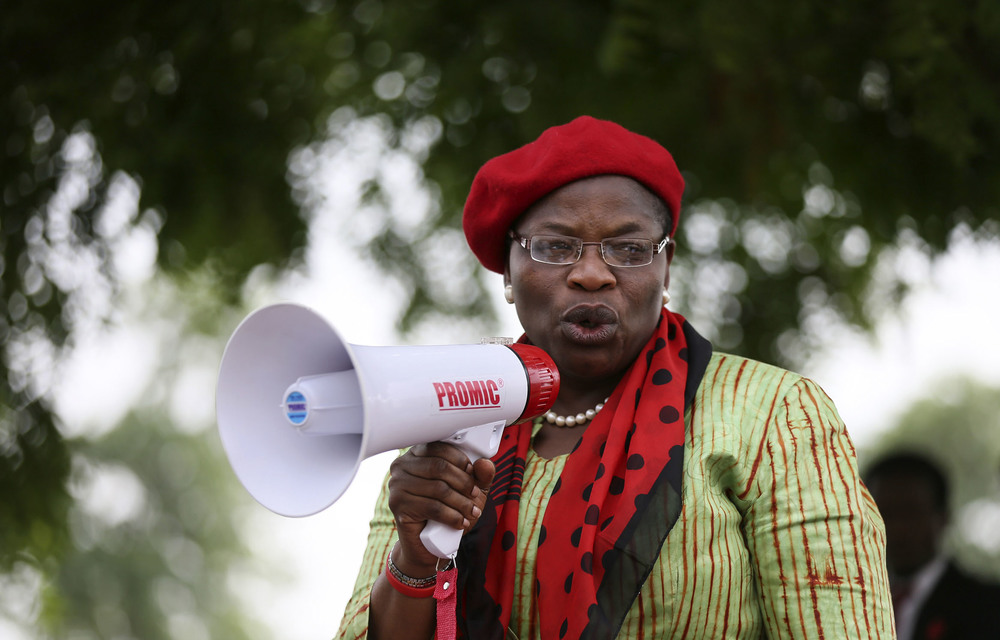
1 0 340 281
288 0 1000 356
1 0 340 571
0 399 71 571
37 411 260 639
0 270 271 637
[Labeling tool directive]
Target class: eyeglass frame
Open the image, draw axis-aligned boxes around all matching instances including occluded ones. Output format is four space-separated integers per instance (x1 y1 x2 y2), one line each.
507 230 673 268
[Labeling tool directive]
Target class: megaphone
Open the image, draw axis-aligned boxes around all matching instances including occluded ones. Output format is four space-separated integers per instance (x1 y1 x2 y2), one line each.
215 303 559 558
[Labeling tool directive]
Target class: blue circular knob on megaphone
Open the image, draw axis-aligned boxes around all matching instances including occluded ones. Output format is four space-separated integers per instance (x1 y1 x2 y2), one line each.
216 303 560 556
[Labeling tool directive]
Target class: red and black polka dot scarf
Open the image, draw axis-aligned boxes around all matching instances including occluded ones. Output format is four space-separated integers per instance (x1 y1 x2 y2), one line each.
455 309 712 639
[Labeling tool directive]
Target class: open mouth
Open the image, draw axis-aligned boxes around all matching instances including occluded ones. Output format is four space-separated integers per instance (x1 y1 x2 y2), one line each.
560 305 619 344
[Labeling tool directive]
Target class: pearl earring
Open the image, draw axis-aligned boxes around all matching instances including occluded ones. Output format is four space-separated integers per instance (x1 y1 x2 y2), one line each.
504 285 515 304
662 289 671 306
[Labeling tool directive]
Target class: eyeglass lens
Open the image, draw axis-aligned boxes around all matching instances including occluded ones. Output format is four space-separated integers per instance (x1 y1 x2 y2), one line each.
529 235 655 267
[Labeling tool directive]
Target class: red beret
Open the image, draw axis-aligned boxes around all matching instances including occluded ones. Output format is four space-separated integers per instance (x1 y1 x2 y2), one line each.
462 116 684 273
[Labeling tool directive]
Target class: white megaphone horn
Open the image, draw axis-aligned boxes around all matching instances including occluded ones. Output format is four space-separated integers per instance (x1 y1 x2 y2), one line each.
215 303 560 558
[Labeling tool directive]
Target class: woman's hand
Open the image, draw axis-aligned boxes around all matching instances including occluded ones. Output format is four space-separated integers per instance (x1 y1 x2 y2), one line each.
387 442 495 572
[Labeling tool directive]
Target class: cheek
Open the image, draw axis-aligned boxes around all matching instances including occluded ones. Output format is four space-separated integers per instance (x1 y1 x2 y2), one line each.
509 254 557 298
513 281 558 326
634 274 668 309
635 294 663 334
510 270 556 322
625 277 667 331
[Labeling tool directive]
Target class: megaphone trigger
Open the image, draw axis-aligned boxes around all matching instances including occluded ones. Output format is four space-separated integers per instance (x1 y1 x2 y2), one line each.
216 302 560 558
439 419 506 461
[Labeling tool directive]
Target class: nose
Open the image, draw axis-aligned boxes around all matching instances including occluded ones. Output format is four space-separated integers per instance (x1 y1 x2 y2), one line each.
567 243 616 290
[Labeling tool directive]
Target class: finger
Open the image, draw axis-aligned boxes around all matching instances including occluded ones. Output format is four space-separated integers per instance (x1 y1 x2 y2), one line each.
471 458 496 492
388 444 493 537
404 442 484 498
411 441 476 473
391 485 471 531
388 466 478 530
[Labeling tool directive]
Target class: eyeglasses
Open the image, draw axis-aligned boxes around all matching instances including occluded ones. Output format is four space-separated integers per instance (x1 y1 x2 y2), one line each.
508 231 671 267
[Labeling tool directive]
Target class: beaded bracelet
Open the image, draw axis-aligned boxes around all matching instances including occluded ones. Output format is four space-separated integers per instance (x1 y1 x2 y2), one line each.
385 564 436 598
385 545 437 598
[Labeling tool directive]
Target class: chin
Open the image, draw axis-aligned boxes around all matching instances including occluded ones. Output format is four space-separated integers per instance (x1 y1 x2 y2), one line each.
556 346 627 380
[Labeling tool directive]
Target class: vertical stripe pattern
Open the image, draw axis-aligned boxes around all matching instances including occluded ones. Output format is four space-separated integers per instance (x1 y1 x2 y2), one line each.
335 353 895 639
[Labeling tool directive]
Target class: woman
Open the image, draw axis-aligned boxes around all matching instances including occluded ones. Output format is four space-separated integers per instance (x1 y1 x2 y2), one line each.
336 116 894 639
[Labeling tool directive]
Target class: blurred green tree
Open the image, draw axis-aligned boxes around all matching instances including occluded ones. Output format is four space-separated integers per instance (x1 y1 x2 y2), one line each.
0 272 272 637
2 0 999 624
41 407 261 639
2 0 342 573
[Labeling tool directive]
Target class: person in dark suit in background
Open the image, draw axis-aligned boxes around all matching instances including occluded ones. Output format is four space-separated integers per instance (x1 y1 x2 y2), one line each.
866 452 1000 640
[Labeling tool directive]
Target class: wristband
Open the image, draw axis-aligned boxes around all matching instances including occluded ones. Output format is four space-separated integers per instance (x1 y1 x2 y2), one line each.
385 545 436 598
385 566 436 598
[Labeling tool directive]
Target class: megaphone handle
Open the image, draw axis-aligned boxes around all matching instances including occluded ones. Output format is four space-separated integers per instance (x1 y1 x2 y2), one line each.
418 420 506 559
418 521 464 560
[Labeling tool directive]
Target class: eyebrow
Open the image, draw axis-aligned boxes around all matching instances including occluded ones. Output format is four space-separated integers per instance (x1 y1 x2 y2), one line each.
527 220 650 237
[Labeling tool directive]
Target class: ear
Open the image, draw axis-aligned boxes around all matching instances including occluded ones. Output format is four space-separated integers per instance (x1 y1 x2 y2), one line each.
662 239 676 290
503 244 513 287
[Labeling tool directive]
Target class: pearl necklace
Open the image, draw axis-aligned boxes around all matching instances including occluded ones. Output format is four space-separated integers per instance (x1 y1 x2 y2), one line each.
542 397 609 428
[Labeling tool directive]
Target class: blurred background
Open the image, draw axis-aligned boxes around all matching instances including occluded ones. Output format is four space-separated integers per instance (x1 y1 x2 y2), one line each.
2 1 1000 638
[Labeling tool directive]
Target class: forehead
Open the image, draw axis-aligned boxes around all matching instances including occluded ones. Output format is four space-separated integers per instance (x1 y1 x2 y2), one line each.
515 175 667 236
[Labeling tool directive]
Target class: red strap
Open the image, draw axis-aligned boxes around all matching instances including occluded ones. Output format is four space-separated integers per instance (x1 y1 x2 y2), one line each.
434 565 458 640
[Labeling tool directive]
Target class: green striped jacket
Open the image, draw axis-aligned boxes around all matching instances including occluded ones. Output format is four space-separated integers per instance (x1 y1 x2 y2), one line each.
336 353 896 639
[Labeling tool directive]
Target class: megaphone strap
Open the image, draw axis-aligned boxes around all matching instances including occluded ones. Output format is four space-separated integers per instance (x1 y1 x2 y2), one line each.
435 564 459 640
